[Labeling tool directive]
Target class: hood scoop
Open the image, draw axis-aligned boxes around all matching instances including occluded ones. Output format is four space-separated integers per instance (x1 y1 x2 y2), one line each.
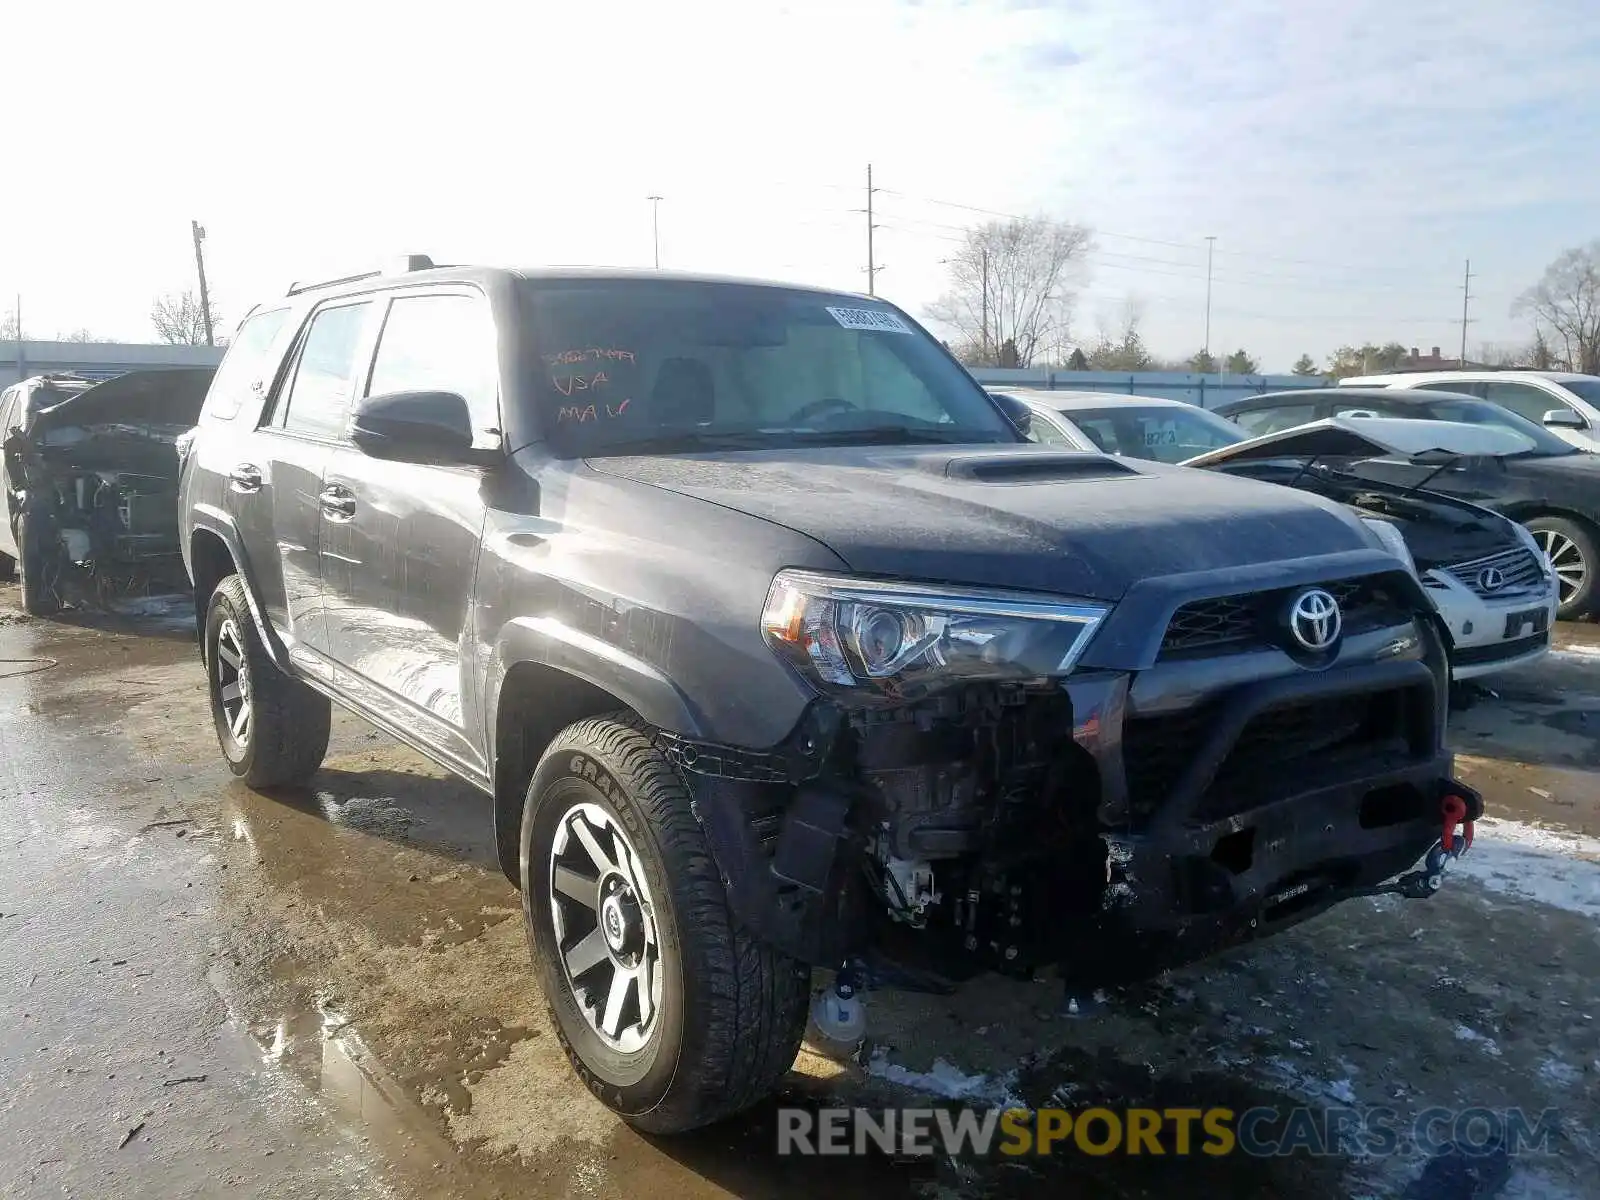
943 452 1138 484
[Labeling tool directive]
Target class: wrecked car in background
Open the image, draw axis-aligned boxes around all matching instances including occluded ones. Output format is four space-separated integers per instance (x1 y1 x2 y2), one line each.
1 368 215 614
993 389 1557 687
1184 416 1558 686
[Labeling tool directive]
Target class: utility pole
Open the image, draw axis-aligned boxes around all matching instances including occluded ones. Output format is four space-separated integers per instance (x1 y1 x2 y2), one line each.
191 220 214 347
647 195 663 269
1203 235 1216 359
1459 258 1474 365
866 163 878 296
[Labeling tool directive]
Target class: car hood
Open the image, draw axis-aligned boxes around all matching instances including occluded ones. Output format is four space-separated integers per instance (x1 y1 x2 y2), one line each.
27 367 215 436
1181 416 1535 468
1502 451 1600 485
588 444 1374 601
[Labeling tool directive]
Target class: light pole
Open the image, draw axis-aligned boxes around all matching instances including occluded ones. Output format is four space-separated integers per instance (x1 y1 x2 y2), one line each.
1203 235 1216 360
647 195 663 269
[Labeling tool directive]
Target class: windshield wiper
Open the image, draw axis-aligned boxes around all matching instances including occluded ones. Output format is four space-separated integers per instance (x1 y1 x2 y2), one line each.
589 425 1008 455
785 424 1007 446
586 430 782 455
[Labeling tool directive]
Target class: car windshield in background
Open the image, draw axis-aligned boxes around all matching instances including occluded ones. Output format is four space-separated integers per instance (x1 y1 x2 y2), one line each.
1063 404 1244 463
1339 397 1578 456
521 281 1018 455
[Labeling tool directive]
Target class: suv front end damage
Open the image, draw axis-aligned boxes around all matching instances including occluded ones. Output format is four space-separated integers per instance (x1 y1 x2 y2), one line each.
3 369 213 613
665 554 1479 987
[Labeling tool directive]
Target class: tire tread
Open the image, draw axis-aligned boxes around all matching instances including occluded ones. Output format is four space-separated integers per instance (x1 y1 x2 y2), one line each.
209 575 331 788
537 713 808 1132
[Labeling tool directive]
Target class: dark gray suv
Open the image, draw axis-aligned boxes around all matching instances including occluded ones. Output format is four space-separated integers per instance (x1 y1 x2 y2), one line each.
178 259 1479 1132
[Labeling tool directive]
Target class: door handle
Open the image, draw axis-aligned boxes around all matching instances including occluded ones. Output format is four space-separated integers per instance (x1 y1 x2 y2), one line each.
229 464 263 494
319 485 356 519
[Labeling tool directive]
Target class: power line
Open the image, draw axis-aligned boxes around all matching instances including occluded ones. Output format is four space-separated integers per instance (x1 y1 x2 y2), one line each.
1460 258 1475 362
874 186 1449 277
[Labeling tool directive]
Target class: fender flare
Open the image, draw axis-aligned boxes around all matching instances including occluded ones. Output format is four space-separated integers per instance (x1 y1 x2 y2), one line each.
186 505 292 673
483 616 707 753
484 615 708 885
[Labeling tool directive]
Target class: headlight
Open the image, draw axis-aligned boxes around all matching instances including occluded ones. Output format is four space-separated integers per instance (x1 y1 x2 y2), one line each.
760 570 1109 704
1361 517 1416 577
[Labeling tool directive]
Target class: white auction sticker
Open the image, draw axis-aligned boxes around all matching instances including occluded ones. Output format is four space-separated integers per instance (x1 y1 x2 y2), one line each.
825 306 914 334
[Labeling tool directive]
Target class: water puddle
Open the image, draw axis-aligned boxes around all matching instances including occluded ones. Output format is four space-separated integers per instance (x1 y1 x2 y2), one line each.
236 988 470 1190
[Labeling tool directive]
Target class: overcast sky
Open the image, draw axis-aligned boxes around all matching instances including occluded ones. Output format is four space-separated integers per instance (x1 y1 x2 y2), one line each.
9 0 1600 371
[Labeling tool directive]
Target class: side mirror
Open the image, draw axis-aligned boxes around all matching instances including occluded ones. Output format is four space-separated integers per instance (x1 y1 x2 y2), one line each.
349 390 501 466
990 392 1033 438
1542 407 1586 430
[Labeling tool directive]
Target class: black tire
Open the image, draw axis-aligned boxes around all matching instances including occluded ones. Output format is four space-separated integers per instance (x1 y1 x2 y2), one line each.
203 574 330 788
15 512 59 616
521 714 808 1134
1526 515 1597 620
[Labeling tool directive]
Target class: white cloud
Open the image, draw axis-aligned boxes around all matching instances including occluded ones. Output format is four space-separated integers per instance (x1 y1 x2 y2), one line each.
7 0 1600 368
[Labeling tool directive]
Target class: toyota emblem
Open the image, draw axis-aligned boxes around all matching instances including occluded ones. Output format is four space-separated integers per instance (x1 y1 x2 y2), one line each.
1476 565 1506 593
1288 588 1342 652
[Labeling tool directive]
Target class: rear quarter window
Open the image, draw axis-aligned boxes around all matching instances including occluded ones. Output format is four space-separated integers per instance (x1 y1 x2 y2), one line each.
201 307 294 422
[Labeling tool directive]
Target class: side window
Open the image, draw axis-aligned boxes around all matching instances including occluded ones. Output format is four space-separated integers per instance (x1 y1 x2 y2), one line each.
278 303 372 439
203 307 292 422
1483 381 1569 424
1415 380 1486 398
1232 404 1317 435
366 293 500 442
1029 414 1078 448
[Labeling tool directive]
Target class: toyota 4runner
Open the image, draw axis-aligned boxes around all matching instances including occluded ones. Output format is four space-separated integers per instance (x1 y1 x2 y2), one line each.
178 259 1481 1133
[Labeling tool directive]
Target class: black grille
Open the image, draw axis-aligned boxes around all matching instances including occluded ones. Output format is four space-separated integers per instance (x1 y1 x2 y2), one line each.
1159 578 1399 658
1122 688 1418 824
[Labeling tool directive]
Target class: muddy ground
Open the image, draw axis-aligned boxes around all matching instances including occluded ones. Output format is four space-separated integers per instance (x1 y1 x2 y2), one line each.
1 585 1597 1199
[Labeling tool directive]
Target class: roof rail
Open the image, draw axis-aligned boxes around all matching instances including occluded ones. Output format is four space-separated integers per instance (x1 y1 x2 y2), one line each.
286 269 381 297
285 254 436 297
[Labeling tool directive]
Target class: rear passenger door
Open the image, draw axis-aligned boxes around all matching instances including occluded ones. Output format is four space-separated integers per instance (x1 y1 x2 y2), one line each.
242 299 378 684
319 289 499 775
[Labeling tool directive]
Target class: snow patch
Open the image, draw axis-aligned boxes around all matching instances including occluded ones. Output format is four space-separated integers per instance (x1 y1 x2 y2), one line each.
1537 1057 1581 1087
1451 816 1600 920
1264 1056 1360 1103
1550 643 1600 662
864 1047 1021 1108
1452 1024 1503 1057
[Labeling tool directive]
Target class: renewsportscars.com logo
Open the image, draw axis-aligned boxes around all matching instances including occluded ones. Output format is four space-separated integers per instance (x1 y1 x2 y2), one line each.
777 1106 1561 1159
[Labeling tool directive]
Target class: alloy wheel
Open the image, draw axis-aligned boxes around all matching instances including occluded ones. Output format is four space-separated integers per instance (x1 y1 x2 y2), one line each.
214 619 253 749
547 802 662 1052
1534 529 1587 605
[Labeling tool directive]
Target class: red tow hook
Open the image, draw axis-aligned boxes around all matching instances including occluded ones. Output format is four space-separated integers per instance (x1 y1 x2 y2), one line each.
1440 794 1474 854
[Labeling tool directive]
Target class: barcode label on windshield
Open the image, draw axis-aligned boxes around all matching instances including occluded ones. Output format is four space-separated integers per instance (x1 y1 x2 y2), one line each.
826 306 914 334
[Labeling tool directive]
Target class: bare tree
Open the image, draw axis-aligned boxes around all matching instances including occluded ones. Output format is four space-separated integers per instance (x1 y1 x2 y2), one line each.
57 328 113 343
1 309 18 340
1514 241 1600 374
926 217 1093 368
151 291 222 346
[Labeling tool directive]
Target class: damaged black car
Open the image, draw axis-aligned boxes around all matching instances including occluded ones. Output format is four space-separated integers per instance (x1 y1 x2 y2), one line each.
1 368 215 614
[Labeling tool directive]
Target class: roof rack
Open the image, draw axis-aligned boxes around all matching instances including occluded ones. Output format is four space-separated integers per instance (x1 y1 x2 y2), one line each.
285 254 436 297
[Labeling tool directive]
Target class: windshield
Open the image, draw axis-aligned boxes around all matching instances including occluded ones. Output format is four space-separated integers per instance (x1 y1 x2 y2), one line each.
522 280 1018 455
1338 397 1578 456
1058 404 1245 463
